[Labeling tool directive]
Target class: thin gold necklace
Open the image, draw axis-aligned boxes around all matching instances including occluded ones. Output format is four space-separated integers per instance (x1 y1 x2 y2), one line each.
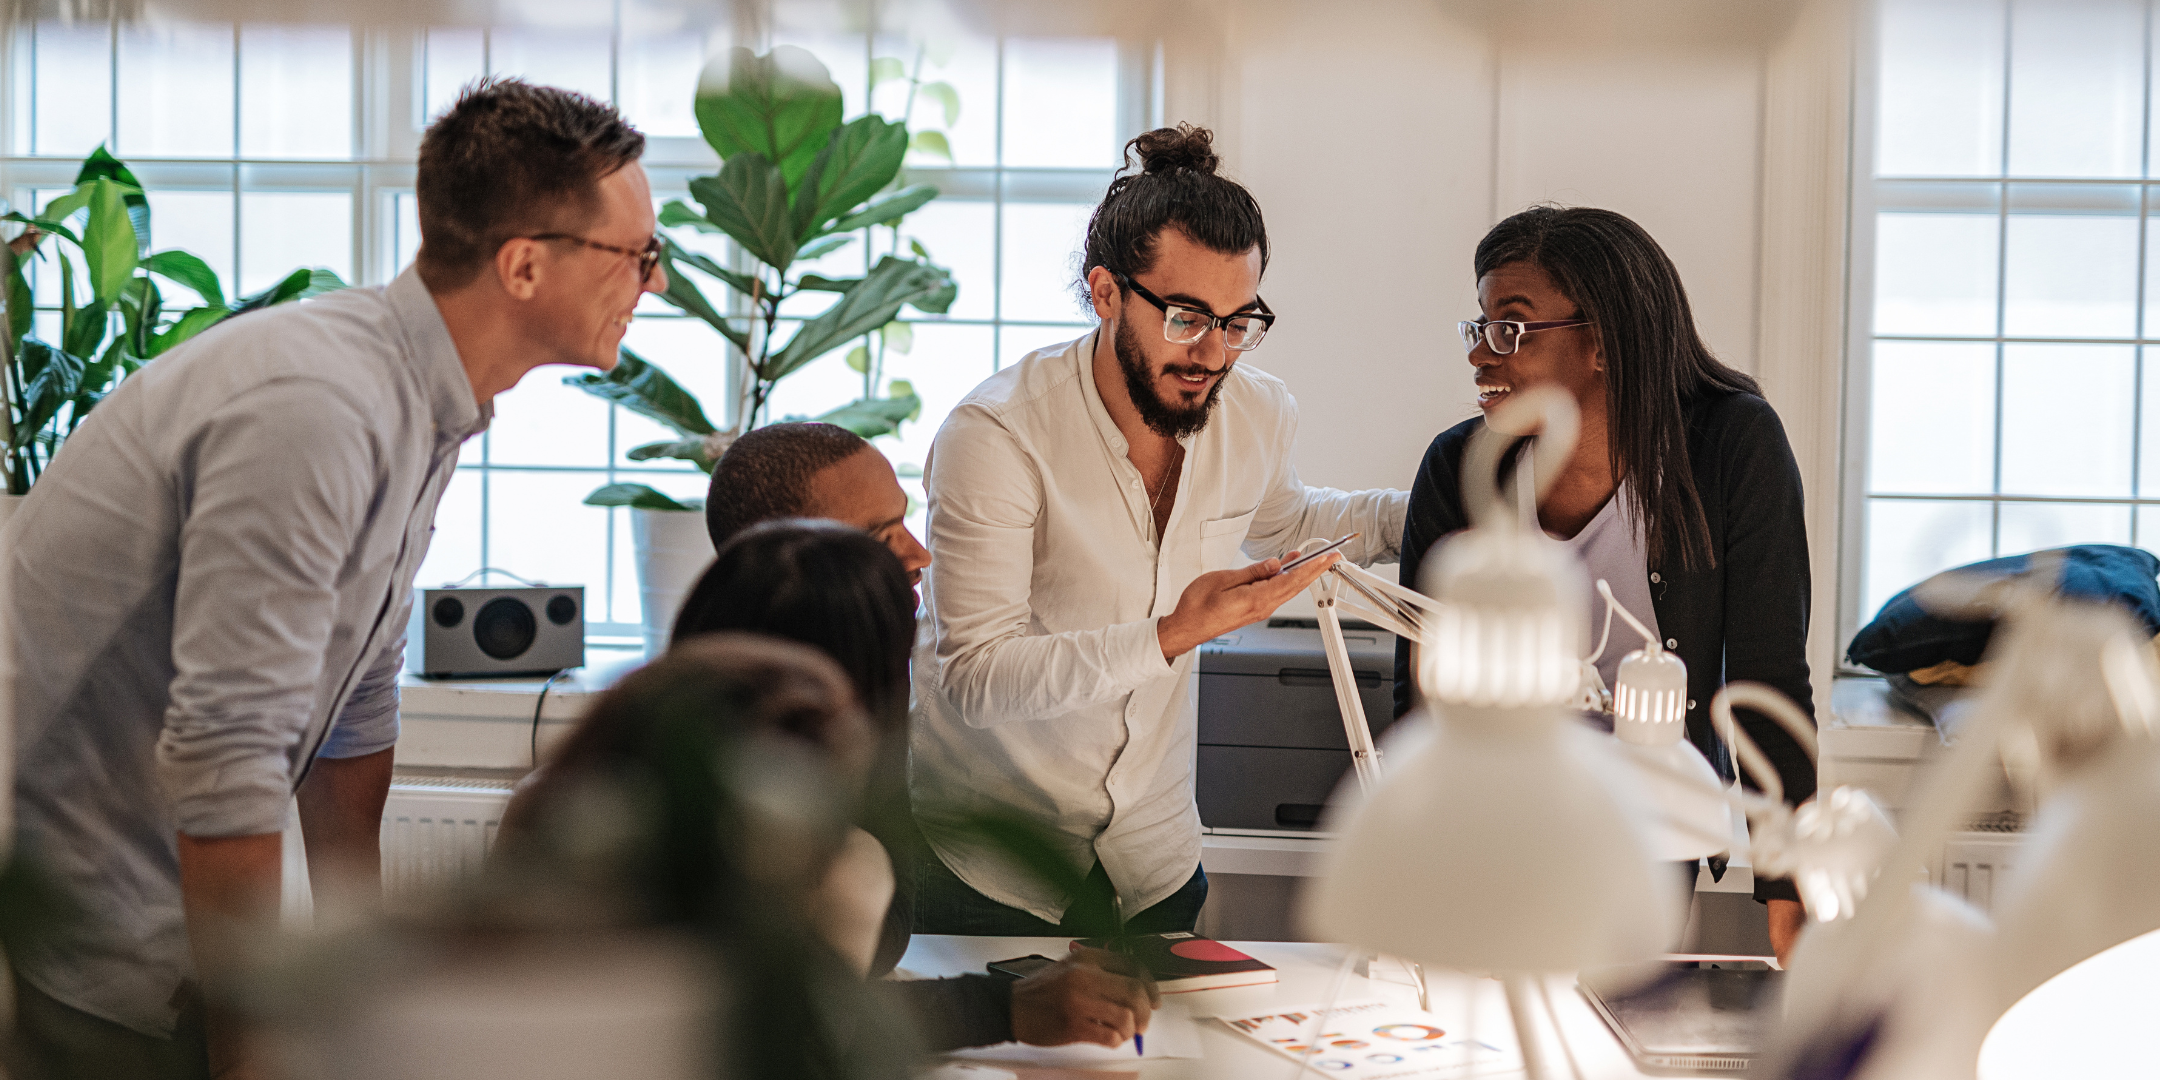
1147 448 1179 518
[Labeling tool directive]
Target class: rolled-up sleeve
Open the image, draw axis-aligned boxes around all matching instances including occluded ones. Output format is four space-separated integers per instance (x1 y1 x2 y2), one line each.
319 630 403 760
1242 389 1408 566
156 379 380 838
925 406 1171 728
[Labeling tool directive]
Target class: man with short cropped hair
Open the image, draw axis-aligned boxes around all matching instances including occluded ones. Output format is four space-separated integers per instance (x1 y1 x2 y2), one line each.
6 78 662 1078
706 421 930 589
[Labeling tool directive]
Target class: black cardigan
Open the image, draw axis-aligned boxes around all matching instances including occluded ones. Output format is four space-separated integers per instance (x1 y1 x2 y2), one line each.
1393 390 1817 904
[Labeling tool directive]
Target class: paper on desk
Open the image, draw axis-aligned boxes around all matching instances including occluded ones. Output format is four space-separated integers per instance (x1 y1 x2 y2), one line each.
942 1000 1202 1065
1218 998 1521 1078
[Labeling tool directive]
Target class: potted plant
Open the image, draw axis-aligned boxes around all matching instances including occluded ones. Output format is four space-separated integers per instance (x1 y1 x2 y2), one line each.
569 45 961 652
0 146 344 529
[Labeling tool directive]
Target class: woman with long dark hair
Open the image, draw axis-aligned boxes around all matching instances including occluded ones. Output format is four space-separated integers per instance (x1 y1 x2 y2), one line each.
1394 205 1816 961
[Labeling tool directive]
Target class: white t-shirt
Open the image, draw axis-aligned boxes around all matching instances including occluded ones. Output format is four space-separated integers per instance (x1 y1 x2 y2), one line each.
1554 481 1661 695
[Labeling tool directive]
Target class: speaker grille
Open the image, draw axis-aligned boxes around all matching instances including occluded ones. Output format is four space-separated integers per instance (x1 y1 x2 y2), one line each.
473 597 537 660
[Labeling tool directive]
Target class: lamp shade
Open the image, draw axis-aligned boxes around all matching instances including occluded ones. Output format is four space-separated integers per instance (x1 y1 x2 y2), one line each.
1612 647 1686 747
1304 709 1684 973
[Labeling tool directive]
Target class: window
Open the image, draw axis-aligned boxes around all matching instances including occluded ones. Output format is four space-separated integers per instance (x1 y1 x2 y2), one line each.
1851 0 2160 650
2 9 1149 640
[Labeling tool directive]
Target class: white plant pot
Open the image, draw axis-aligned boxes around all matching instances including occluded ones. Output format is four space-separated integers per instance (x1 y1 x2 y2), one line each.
631 507 715 659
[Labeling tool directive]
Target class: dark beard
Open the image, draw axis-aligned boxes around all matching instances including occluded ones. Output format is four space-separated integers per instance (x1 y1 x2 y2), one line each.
1115 316 1230 439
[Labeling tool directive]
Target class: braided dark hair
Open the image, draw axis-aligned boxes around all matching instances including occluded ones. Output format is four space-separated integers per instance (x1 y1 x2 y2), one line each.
1075 123 1269 310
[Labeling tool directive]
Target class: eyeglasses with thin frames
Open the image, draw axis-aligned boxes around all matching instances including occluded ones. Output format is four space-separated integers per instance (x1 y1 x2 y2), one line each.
1113 270 1275 351
1458 318 1592 356
524 233 665 283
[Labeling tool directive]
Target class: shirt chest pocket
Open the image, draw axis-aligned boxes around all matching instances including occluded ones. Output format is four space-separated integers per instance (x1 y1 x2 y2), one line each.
1198 508 1258 572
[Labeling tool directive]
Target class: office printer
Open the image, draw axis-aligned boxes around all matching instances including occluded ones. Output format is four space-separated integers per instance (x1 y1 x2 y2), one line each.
1197 617 1399 831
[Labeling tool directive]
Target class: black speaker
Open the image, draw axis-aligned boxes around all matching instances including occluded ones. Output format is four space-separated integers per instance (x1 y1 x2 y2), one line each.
407 585 585 677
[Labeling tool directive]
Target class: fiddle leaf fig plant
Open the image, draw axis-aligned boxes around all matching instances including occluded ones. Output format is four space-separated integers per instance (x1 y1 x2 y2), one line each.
571 44 958 513
0 146 345 495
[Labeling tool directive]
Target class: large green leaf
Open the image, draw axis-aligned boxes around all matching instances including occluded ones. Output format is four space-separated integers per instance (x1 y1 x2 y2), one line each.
664 238 763 300
654 253 750 355
75 148 149 252
823 183 937 235
763 256 951 381
62 300 109 364
794 274 859 293
792 116 908 240
82 179 139 304
7 254 30 354
626 437 718 471
229 267 345 315
16 340 85 442
794 234 854 262
658 199 724 233
694 46 844 192
690 156 797 272
146 306 230 358
918 81 961 127
142 250 224 307
2 212 81 248
816 391 921 439
0 239 21 361
583 482 700 512
562 349 717 437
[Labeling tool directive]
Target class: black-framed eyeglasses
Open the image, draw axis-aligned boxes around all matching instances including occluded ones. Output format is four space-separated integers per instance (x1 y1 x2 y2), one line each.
525 233 664 282
1458 318 1592 356
1113 270 1275 351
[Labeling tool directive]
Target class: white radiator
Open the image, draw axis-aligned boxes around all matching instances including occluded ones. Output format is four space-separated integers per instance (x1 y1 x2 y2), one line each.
1930 812 2026 914
280 770 520 923
381 772 519 900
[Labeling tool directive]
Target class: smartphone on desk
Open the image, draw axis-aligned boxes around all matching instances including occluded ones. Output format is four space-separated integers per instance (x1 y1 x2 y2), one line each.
986 954 1059 980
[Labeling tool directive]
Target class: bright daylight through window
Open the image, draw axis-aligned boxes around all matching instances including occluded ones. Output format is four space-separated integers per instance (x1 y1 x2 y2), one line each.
1856 0 2160 650
1 9 1137 639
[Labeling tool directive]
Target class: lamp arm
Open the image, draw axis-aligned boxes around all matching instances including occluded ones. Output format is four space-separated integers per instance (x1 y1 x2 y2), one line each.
1461 387 1580 531
1310 568 1386 794
1708 682 1821 806
1594 578 1658 652
1322 561 1444 641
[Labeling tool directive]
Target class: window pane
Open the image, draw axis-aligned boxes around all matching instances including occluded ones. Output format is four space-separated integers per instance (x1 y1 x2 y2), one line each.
764 348 861 425
491 373 611 467
900 199 995 321
1000 201 1093 323
875 32 998 167
622 317 732 454
145 190 236 307
239 191 351 294
423 28 486 128
118 21 234 159
490 27 612 102
1877 0 2004 177
35 21 112 158
2139 506 2160 558
1868 341 1995 494
417 467 484 592
1873 209 2000 335
1863 498 1994 623
487 470 611 592
620 24 711 139
883 322 993 477
392 192 421 275
2000 501 2131 555
2007 0 2144 178
2001 186 2140 338
2000 344 2134 497
1001 38 1118 168
239 25 352 159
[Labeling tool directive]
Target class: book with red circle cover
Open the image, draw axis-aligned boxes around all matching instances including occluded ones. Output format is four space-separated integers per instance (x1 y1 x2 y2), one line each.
1071 931 1280 993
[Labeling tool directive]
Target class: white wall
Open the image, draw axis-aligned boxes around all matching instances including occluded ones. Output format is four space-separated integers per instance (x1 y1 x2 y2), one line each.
1196 0 1827 500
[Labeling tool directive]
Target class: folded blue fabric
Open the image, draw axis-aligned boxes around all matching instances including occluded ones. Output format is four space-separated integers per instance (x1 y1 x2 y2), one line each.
1847 545 2160 674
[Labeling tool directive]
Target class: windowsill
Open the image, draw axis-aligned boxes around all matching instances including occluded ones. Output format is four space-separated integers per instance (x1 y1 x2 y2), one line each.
396 645 646 771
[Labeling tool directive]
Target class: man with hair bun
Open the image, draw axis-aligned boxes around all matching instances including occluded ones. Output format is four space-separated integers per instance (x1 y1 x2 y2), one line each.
910 124 1407 935
6 78 662 1077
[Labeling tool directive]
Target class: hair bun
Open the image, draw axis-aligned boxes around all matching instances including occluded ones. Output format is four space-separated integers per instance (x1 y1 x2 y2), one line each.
1131 123 1220 176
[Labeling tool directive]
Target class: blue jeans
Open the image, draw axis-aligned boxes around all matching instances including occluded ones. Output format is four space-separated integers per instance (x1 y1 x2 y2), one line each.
913 850 1209 938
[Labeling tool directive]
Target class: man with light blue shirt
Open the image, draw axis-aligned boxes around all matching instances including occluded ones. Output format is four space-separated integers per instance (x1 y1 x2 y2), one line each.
5 79 663 1078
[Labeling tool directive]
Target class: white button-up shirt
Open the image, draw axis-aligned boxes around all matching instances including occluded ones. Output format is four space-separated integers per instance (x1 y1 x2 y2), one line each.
910 332 1408 921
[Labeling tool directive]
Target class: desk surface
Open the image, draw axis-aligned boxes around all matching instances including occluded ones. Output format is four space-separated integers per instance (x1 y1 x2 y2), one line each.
896 936 1659 1078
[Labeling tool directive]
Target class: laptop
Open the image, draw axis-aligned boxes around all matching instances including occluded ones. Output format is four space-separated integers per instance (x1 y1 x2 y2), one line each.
1578 958 1783 1074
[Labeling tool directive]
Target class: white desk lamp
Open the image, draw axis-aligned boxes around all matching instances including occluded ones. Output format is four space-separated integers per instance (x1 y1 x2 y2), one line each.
1304 388 1682 1080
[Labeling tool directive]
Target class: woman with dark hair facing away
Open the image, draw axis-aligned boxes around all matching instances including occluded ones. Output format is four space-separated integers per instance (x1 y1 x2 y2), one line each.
1394 206 1816 963
665 519 1158 1051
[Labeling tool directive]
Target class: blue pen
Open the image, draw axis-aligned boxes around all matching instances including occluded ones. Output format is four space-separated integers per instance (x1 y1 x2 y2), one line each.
1135 1033 1144 1056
